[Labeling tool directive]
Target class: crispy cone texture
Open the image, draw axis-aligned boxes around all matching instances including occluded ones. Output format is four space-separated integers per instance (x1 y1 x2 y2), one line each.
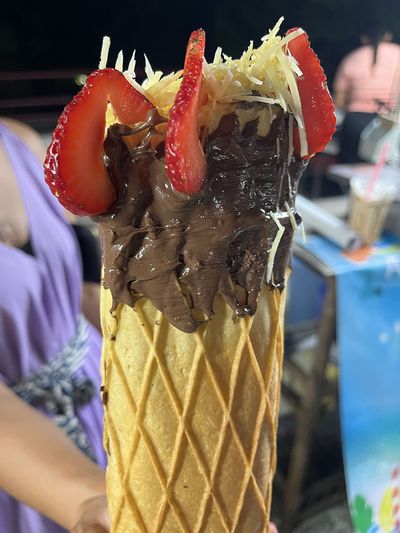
101 283 286 532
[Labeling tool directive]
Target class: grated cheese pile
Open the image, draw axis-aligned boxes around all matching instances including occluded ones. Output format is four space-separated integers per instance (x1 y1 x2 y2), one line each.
266 212 286 285
98 20 307 283
201 18 307 155
99 17 308 155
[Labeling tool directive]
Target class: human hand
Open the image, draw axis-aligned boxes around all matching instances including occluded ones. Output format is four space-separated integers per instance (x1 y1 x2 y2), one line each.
270 522 278 533
69 495 277 533
70 495 110 533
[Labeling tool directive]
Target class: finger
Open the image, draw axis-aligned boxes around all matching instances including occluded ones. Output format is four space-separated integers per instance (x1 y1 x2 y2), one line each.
270 523 278 533
70 526 107 533
97 509 111 529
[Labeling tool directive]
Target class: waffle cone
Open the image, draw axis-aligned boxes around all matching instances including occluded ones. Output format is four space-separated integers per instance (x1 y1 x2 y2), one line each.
101 284 286 532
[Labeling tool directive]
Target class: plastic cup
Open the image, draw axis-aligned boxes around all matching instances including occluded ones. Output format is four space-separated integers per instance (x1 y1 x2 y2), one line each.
349 172 398 245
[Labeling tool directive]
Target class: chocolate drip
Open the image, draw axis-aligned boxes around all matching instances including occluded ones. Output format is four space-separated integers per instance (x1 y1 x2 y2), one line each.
98 106 307 332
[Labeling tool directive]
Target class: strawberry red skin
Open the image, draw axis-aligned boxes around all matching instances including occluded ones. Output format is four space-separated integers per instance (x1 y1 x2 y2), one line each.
44 68 154 216
166 29 207 195
287 29 336 159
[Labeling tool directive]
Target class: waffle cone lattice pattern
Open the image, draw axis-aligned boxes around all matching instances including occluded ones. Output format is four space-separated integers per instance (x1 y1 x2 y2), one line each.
101 285 285 532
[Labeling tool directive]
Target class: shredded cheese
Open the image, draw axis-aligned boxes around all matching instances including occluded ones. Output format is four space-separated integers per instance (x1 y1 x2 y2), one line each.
257 106 275 136
284 201 298 231
266 212 285 283
262 17 284 41
115 50 124 72
287 168 292 195
142 54 164 90
288 114 294 164
143 54 154 80
144 70 183 116
98 18 309 148
105 103 117 129
235 95 281 105
127 50 136 76
128 78 151 98
99 36 111 69
213 47 223 64
236 107 262 132
200 18 308 151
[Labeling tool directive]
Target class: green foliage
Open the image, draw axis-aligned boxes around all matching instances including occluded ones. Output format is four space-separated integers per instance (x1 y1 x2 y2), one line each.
351 495 373 533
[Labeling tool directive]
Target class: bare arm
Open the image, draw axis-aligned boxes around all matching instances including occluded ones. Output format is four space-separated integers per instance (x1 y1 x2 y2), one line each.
0 382 107 530
1 117 48 162
2 118 102 331
334 89 348 112
82 281 101 332
333 56 351 113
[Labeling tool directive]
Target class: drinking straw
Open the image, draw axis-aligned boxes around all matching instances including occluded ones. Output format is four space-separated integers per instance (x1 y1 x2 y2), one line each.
366 142 391 199
296 195 362 250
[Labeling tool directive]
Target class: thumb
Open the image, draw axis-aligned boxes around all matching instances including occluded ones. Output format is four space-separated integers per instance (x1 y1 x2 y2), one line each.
71 526 108 533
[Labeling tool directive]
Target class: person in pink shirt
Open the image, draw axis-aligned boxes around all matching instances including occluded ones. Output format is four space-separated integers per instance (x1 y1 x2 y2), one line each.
333 27 400 163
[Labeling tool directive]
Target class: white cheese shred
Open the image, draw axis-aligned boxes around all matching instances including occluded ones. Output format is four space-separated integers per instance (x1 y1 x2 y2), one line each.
144 54 154 80
262 17 284 41
284 201 298 231
97 18 311 147
288 114 294 164
115 50 124 72
99 36 111 70
213 46 223 64
266 212 285 284
126 50 136 77
129 78 150 98
235 95 281 105
199 18 309 154
142 54 164 90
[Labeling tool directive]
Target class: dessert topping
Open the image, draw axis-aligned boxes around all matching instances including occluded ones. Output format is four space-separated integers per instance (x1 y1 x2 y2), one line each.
287 29 336 159
44 68 154 215
165 29 207 194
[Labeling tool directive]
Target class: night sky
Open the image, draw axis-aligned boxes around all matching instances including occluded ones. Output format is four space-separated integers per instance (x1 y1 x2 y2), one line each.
1 0 400 129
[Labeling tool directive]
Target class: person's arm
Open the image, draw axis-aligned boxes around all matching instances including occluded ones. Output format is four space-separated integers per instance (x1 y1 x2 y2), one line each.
0 382 109 531
333 57 351 112
81 281 101 332
1 117 48 162
2 118 102 331
71 223 102 332
334 89 348 112
0 376 276 533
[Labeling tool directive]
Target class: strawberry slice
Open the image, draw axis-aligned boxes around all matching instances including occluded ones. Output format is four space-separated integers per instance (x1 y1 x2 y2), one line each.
44 68 154 215
165 29 207 194
287 29 336 159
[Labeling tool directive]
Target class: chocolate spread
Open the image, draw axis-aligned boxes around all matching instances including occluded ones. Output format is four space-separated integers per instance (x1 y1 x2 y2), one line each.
98 106 307 332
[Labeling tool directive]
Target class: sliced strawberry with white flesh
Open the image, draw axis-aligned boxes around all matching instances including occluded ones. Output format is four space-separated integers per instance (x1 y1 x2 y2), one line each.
165 29 207 195
287 29 336 159
44 68 154 216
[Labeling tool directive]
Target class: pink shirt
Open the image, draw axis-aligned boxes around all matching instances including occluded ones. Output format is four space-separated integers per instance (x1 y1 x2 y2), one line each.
334 42 400 113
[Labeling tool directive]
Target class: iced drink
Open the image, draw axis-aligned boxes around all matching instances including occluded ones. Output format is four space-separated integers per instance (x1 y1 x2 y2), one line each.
350 174 397 245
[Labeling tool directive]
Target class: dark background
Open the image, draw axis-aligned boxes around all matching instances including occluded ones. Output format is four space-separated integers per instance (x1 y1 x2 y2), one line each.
1 0 400 129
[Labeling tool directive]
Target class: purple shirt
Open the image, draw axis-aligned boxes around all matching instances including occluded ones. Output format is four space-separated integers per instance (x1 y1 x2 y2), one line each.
0 122 106 532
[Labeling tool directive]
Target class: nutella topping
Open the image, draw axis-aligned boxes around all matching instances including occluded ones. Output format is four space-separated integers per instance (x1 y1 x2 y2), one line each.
98 105 307 332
